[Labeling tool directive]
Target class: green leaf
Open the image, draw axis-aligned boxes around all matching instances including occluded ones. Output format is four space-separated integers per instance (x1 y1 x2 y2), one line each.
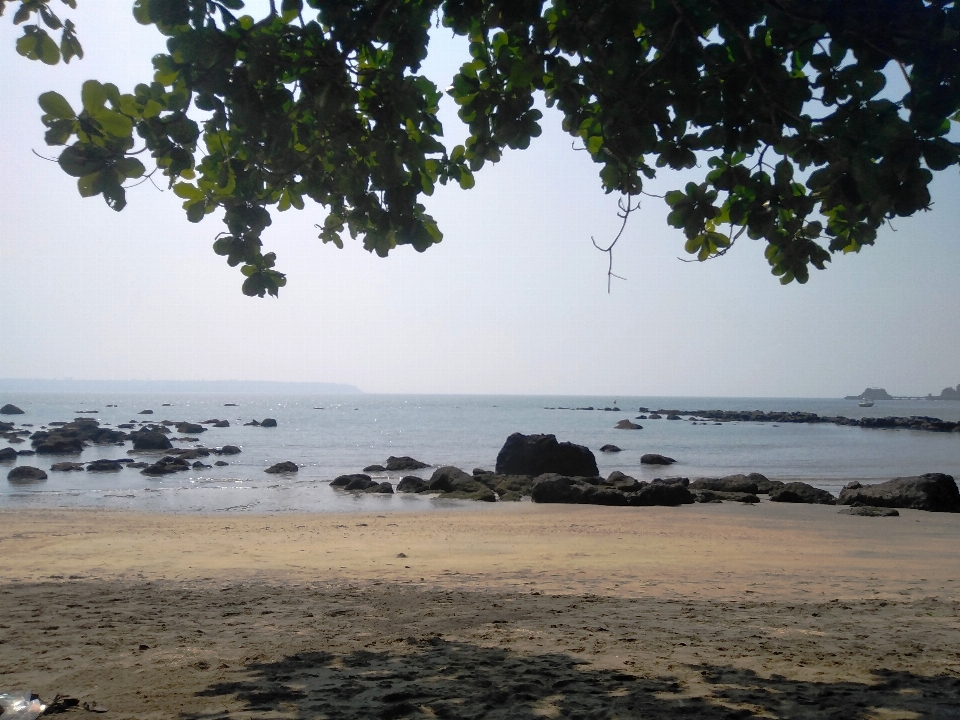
115 157 146 179
587 136 603 154
38 31 61 65
94 110 134 138
81 80 108 114
38 91 75 120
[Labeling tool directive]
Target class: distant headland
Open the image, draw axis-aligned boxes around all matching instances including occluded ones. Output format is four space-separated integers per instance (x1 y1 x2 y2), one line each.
845 384 960 401
0 379 363 395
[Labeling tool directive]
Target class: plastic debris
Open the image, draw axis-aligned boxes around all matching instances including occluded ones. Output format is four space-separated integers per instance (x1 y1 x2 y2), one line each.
0 693 46 720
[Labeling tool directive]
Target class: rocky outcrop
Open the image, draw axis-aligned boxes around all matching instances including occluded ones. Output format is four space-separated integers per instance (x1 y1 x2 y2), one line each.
769 482 836 505
495 433 598 477
647 408 960 434
131 430 173 451
0 404 25 415
385 456 429 471
640 454 675 465
260 418 278 428
331 473 392 493
690 473 775 494
615 420 642 430
265 461 298 474
332 473 375 489
531 474 695 506
33 436 85 454
7 465 47 482
0 447 17 462
426 466 496 501
694 489 760 504
838 474 960 513
31 418 127 455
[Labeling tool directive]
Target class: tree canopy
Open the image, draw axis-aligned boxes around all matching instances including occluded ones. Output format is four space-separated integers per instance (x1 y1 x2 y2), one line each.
5 0 960 296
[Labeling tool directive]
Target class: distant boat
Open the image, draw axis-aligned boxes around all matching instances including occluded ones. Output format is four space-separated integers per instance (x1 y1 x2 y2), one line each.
859 400 874 407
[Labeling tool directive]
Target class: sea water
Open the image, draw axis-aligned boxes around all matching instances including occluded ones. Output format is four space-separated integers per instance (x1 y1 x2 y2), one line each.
1 393 958 513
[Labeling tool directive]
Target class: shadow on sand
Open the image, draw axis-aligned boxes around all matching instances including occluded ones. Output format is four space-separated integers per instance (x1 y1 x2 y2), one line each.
189 638 960 719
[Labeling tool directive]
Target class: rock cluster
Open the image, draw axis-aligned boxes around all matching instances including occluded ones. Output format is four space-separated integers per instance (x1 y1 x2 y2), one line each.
31 418 127 455
768 482 837 505
649 408 960 434
531 474 695 506
331 474 394 493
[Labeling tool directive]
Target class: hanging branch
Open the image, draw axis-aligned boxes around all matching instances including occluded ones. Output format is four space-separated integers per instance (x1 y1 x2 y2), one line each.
592 194 639 293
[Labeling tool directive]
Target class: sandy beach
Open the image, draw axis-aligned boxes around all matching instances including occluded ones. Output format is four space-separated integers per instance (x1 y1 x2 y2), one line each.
2 501 959 718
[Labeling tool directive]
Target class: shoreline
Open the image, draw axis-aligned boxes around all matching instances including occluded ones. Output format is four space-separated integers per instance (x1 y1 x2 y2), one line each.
3 503 960 718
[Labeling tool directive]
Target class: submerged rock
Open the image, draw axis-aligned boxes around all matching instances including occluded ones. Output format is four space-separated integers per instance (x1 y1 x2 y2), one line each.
838 474 960 513
86 459 124 473
265 461 298 474
495 433 598 477
640 453 676 465
7 465 47 482
363 464 386 472
260 418 278 428
175 423 205 434
0 447 17 462
599 444 622 452
385 456 429 471
51 461 85 472
615 420 642 430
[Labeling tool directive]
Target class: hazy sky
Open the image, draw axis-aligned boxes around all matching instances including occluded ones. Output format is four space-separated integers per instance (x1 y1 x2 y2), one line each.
1 5 958 397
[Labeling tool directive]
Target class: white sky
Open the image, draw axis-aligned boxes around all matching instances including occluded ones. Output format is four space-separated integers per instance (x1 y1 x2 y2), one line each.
1 4 958 397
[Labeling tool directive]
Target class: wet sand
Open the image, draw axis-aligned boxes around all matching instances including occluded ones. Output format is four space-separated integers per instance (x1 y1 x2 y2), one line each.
2 502 959 718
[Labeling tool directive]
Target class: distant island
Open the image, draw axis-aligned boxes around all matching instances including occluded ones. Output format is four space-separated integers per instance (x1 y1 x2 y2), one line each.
845 383 960 401
0 379 363 395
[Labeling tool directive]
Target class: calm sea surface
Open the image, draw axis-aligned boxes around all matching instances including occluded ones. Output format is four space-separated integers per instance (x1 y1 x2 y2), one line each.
2 393 958 513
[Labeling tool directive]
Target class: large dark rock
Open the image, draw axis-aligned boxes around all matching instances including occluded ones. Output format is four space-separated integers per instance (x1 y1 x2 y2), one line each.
385 456 429 471
0 404 25 415
0 447 17 462
131 430 173 451
838 474 960 513
265 461 298 474
633 478 696 506
218 445 242 455
640 453 675 465
769 482 836 505
495 433 598 477
615 420 642 430
260 418 278 428
7 465 47 482
396 476 427 493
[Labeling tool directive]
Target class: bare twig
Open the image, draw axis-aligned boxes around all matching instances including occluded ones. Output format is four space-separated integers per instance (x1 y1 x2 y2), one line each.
592 194 639 293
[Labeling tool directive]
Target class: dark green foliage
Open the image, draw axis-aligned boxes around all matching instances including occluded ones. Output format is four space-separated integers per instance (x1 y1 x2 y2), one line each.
8 1 960 294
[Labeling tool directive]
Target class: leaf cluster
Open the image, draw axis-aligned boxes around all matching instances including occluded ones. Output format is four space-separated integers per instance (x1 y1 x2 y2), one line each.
11 0 960 294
